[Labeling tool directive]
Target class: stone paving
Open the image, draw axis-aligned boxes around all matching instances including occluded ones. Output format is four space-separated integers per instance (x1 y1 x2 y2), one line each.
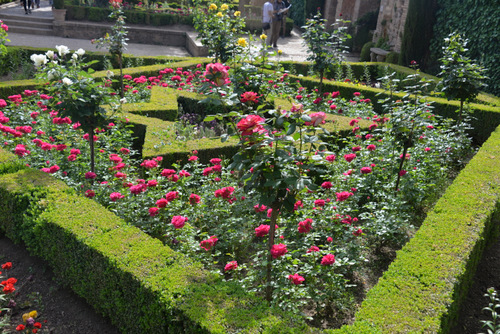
0 0 359 61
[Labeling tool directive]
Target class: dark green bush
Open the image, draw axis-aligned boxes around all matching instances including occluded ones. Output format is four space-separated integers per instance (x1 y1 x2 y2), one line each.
360 42 374 62
88 6 111 22
385 52 399 64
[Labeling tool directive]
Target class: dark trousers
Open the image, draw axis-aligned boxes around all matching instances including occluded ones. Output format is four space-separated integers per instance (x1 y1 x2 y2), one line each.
22 0 32 12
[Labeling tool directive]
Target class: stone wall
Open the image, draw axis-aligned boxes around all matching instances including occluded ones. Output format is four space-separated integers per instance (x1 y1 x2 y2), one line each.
324 0 380 27
372 0 409 52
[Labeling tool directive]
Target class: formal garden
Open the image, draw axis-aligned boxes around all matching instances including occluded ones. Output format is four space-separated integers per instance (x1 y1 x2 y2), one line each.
0 0 499 333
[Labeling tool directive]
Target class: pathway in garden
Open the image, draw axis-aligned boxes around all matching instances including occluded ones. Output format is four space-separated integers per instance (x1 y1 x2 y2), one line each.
0 0 360 62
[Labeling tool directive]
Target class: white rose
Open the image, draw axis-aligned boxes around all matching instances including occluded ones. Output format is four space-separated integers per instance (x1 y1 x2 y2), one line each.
72 53 78 60
76 48 85 56
120 97 127 104
45 50 55 59
106 70 115 77
62 77 73 85
30 54 48 67
55 45 70 57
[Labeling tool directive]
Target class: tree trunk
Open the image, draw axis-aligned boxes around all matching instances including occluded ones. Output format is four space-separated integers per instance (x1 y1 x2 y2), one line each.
89 127 95 174
265 200 281 303
119 52 124 98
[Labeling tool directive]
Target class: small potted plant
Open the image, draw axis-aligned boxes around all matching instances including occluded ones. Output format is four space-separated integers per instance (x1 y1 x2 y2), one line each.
52 0 66 22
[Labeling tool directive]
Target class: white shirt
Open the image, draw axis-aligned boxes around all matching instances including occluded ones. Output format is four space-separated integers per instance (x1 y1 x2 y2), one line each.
263 2 273 23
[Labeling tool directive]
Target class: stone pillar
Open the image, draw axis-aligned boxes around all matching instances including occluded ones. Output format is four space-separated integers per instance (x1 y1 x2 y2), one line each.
373 0 409 52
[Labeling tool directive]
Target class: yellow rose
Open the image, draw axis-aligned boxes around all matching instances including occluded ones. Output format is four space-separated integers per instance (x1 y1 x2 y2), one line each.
22 313 30 322
278 49 283 55
260 34 267 40
237 38 247 47
209 3 217 10
234 11 241 17
217 12 223 17
29 310 38 318
221 4 228 10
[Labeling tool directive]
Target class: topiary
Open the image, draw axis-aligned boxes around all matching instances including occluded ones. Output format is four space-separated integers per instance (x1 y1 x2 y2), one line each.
360 41 374 62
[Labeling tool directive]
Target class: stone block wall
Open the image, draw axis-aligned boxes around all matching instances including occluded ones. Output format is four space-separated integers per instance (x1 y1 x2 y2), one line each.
373 0 409 52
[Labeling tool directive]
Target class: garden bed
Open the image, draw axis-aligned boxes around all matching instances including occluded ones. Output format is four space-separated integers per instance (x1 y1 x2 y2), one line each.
0 46 499 332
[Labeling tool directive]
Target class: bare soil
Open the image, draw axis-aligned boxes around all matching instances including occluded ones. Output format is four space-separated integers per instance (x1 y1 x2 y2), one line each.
0 237 120 334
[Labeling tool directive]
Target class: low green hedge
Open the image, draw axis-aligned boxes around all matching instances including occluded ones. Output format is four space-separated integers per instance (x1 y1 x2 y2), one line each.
0 161 311 333
330 124 500 333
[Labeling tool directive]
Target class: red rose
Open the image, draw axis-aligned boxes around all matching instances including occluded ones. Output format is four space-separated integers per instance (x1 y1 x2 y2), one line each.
255 224 270 237
1 262 12 270
224 261 238 271
321 253 335 266
270 243 288 259
288 273 305 285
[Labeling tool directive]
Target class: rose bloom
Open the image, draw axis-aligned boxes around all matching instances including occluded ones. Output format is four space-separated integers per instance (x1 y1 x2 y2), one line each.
204 63 228 86
214 186 234 199
367 144 376 151
200 235 218 251
270 243 288 258
309 112 326 126
321 253 336 266
298 218 312 233
120 147 130 154
148 207 159 217
336 191 353 202
321 181 333 189
224 261 238 272
165 191 179 202
179 170 191 177
161 169 176 177
307 246 320 253
288 273 305 285
85 171 97 179
325 154 336 162
255 224 270 237
210 158 222 165
399 170 407 176
236 114 265 136
188 155 198 161
109 192 124 202
326 236 333 243
1 262 12 270
189 193 201 205
314 199 325 207
240 91 259 104
85 190 95 198
344 153 356 162
360 167 372 174
141 159 158 169
171 215 188 229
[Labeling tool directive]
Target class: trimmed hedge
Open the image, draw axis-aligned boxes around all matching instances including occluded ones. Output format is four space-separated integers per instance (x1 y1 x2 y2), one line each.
0 163 311 333
330 123 500 333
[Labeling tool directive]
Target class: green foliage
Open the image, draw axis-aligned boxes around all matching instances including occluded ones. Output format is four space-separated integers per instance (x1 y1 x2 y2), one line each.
53 0 64 9
385 52 399 64
360 41 374 62
399 0 437 68
438 32 487 104
302 10 351 94
430 0 500 96
481 287 500 334
289 0 306 28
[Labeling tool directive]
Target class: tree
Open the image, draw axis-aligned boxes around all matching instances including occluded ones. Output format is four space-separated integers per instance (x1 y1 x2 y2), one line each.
302 10 350 95
438 32 487 125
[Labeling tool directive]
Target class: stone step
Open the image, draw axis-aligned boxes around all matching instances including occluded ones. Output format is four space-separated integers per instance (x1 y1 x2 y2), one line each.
1 12 53 24
7 25 53 35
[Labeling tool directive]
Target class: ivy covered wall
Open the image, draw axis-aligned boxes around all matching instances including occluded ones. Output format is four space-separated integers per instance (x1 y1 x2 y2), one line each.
430 0 500 96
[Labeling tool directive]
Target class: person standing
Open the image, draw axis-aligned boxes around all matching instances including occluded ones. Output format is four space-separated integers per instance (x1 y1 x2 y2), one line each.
269 0 287 48
280 0 290 37
262 1 273 45
21 0 32 14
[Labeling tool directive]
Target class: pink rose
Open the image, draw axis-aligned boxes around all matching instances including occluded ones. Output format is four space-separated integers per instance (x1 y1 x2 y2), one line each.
171 215 188 229
288 273 305 285
321 254 336 265
270 243 288 258
255 224 270 237
224 261 238 271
